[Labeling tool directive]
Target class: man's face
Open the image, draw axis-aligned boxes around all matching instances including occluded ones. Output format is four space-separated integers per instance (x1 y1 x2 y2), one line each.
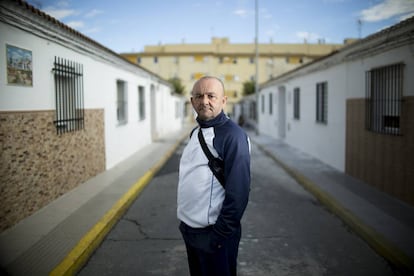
191 78 227 121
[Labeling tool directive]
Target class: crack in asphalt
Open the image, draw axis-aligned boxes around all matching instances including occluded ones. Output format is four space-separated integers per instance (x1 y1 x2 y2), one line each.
106 218 182 242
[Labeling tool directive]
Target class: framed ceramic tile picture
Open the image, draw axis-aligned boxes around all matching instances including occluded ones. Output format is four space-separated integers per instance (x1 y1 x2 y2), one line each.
6 44 33 86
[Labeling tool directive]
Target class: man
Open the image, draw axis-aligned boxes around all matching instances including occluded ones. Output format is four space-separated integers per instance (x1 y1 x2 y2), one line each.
177 76 251 276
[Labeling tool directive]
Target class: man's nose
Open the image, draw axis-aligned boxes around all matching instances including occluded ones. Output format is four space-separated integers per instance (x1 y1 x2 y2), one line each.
201 94 210 104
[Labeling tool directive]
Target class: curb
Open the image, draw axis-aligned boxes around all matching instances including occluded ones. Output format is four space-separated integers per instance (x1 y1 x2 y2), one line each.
49 133 188 276
254 141 414 274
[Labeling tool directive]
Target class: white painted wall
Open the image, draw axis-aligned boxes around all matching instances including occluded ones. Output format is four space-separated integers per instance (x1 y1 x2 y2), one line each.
345 46 414 98
1 23 60 110
1 19 184 170
284 66 347 171
157 84 184 137
258 87 278 139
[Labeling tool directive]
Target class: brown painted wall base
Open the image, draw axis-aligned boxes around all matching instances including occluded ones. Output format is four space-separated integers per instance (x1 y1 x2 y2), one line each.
346 97 414 206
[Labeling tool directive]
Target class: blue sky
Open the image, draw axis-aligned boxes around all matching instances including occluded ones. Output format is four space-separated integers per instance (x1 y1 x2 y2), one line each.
27 0 414 53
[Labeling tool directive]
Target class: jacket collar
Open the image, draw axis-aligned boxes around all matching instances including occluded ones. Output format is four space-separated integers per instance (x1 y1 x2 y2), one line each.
197 111 228 128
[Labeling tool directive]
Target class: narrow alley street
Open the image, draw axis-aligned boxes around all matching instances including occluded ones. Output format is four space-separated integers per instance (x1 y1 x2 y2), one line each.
78 141 395 276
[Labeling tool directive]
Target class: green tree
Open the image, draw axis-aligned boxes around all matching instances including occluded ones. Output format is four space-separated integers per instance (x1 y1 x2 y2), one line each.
168 77 185 95
242 80 256 96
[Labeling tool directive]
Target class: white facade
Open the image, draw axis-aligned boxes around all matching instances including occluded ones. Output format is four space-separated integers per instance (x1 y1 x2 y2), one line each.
0 2 184 170
258 17 414 172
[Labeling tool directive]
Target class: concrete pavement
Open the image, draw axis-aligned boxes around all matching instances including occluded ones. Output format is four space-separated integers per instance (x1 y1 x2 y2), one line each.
248 131 414 275
0 126 194 276
0 126 413 275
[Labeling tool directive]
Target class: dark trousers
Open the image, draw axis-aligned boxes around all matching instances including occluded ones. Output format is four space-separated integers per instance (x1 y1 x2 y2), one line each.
179 222 241 276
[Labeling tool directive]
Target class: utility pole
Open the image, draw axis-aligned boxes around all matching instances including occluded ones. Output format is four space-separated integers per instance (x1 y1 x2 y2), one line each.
255 0 259 135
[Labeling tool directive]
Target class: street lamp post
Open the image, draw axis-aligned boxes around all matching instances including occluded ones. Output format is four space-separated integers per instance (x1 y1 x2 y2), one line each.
255 0 259 135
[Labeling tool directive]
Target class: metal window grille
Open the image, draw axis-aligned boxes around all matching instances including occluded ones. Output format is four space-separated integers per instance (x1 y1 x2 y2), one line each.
269 93 273 115
316 82 328 124
261 95 265 114
117 80 128 124
250 102 256 120
365 63 404 136
138 86 146 121
293 87 300 120
52 56 84 135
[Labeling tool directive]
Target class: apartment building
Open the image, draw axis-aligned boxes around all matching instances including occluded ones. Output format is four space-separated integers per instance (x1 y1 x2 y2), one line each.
121 37 348 115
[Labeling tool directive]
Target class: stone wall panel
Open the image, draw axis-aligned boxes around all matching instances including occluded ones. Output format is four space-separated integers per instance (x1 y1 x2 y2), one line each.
0 109 105 232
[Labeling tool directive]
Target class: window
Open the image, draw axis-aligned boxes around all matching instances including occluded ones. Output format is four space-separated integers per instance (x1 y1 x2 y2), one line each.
286 56 303 64
225 90 238 98
117 80 128 125
316 82 328 124
154 56 158 63
293 87 300 120
261 95 265 114
366 63 403 135
219 56 234 64
192 72 205 80
225 74 234 81
52 56 84 134
175 101 181 118
269 93 273 115
249 57 255 64
138 85 145 121
137 57 141 64
250 102 257 120
194 55 207 62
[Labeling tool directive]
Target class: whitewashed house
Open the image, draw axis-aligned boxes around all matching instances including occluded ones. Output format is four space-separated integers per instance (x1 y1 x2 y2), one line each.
258 17 414 206
0 0 184 231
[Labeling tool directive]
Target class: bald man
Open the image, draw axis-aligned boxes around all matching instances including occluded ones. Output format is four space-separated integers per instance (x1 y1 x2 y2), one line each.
177 76 251 276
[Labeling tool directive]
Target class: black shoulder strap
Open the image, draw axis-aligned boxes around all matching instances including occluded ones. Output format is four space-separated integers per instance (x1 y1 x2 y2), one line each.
197 129 215 161
197 129 226 188
189 126 198 138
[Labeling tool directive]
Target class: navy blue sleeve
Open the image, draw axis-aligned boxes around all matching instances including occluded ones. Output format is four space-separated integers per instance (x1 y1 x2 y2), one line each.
213 121 251 239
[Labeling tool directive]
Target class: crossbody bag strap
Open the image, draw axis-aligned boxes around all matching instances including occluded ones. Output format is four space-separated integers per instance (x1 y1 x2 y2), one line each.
197 129 225 188
197 129 215 161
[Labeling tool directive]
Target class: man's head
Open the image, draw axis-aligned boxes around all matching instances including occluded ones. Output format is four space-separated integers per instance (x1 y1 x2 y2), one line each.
191 76 227 121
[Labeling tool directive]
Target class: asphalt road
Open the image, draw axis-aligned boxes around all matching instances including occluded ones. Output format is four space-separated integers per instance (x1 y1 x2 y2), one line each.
78 141 395 276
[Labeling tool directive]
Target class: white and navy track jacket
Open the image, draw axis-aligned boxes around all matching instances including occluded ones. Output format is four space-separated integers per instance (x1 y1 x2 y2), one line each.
177 111 251 239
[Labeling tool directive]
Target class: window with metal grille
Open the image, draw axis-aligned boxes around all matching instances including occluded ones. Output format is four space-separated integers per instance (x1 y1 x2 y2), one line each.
293 87 300 120
117 80 128 125
269 93 273 115
250 102 256 120
316 82 328 124
138 85 146 121
365 63 403 135
52 56 84 135
261 95 265 114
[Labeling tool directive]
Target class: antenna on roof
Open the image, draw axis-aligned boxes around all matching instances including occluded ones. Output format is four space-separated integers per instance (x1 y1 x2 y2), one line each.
358 19 363 39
